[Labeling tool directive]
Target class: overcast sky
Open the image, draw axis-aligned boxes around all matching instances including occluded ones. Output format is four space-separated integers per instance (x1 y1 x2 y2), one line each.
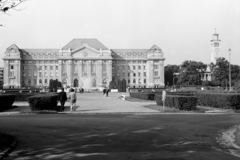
0 0 239 67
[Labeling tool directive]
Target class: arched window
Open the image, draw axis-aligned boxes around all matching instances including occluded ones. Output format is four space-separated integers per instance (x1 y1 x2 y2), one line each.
45 79 48 84
133 79 136 83
28 79 31 85
39 79 42 84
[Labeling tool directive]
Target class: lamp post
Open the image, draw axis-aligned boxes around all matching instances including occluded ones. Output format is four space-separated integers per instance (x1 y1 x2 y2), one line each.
229 49 231 91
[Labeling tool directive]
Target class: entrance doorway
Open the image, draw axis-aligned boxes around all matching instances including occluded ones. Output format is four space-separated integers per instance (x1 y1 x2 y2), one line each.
74 79 79 87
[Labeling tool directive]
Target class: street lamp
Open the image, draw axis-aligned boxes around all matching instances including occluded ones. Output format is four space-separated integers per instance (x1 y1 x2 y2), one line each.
229 48 231 91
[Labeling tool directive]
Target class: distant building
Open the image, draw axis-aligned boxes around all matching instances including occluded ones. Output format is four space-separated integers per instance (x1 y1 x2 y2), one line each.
2 38 165 89
201 30 221 81
210 29 221 64
0 67 3 89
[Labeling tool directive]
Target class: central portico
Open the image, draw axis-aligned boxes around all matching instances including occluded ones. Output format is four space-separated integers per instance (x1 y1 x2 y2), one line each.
58 39 112 88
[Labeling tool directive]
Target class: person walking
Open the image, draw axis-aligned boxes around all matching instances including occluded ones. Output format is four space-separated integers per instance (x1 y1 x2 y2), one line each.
162 90 166 110
106 87 110 97
58 88 67 112
69 88 77 112
103 88 106 95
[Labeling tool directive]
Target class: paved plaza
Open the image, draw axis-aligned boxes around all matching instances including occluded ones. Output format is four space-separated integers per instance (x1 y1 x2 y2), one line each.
7 92 159 114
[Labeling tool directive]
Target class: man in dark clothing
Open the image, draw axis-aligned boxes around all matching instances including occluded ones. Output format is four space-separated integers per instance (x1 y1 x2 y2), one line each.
103 88 106 95
58 88 67 112
106 88 110 97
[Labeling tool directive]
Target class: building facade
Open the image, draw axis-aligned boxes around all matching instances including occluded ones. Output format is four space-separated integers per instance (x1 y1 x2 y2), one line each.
0 67 3 89
2 39 165 89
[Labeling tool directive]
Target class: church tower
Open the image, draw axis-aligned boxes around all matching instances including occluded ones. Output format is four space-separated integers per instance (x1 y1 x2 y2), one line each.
210 29 221 64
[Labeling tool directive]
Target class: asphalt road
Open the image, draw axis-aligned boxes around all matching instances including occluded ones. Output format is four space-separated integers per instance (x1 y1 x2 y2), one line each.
0 113 240 160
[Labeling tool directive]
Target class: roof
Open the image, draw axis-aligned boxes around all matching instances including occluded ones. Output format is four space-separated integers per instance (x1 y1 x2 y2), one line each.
62 38 108 50
111 49 149 53
7 44 20 50
20 49 59 53
148 44 162 52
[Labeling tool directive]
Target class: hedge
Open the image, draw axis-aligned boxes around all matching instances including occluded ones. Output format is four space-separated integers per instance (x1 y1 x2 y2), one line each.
197 92 240 109
130 91 195 101
129 92 156 100
1 92 50 101
155 95 197 110
27 93 60 111
0 94 15 111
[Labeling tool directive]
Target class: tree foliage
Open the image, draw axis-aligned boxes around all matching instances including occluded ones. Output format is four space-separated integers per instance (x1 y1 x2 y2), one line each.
212 57 240 87
0 0 27 13
178 60 207 85
164 65 180 86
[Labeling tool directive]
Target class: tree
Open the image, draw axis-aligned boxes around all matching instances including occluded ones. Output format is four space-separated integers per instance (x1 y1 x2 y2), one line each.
0 0 27 13
178 60 207 85
117 79 122 92
213 57 230 87
122 79 126 92
1 0 28 26
164 65 180 86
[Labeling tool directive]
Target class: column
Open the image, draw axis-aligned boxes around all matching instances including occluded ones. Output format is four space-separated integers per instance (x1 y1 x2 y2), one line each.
159 61 164 86
67 60 73 86
3 60 9 88
87 60 91 78
136 64 139 87
78 61 82 87
107 60 112 83
147 60 154 88
16 60 21 88
58 60 62 82
96 60 102 87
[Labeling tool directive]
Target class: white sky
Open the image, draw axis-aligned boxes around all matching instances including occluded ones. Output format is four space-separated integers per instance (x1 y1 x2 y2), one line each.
0 0 239 67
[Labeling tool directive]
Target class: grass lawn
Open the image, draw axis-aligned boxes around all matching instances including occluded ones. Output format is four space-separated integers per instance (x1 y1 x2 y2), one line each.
0 132 14 152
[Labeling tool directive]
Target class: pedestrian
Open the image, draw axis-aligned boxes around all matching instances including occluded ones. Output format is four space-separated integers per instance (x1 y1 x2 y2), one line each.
106 87 110 97
162 89 166 110
69 88 77 112
103 88 106 95
58 88 67 112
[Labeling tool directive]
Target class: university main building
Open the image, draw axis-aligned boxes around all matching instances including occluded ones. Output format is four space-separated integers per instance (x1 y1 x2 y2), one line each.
2 39 165 89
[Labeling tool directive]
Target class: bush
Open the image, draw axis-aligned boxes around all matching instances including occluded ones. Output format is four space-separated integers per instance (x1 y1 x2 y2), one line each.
167 91 196 96
2 92 49 101
27 93 60 111
130 92 156 100
197 92 240 109
166 95 198 110
156 95 197 110
0 94 15 110
155 94 163 106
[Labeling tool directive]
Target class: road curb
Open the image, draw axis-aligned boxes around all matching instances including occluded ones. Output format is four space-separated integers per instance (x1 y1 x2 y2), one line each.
0 134 17 160
0 111 232 116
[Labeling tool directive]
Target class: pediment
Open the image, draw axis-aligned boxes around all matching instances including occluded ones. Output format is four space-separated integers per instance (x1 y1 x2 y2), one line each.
71 45 99 58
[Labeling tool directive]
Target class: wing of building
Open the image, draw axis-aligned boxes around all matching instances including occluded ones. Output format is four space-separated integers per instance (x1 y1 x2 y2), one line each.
2 38 165 89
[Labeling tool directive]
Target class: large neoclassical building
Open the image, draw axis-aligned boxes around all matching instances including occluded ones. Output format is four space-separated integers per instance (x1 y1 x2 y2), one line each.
2 38 165 89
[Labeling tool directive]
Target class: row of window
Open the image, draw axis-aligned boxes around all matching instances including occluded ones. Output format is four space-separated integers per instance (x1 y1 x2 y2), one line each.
112 52 147 56
114 65 159 70
113 60 148 64
23 60 58 64
116 71 158 77
22 78 147 85
23 66 58 70
23 79 48 85
128 79 147 84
